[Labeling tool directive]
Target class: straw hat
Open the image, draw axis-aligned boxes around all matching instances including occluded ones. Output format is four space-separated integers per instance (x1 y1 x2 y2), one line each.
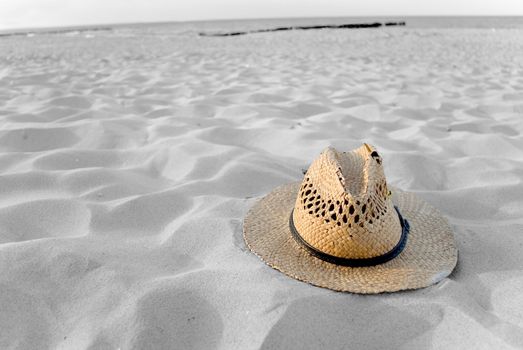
243 144 458 293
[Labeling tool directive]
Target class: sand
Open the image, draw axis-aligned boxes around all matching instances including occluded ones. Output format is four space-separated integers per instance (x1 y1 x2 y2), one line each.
0 23 523 349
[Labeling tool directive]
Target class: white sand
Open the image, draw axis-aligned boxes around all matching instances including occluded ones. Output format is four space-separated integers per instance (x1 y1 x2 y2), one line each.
1 25 523 349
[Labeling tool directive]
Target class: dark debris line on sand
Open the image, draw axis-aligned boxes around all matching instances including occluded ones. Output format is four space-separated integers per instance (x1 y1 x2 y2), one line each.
199 21 406 37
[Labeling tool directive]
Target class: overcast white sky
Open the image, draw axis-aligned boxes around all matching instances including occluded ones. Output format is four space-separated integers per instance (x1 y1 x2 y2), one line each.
1 0 522 30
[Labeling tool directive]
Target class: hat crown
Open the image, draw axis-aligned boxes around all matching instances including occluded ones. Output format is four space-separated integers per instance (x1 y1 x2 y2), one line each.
293 144 403 259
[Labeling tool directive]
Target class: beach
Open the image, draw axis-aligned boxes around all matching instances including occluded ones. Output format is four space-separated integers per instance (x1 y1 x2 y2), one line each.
1 18 523 349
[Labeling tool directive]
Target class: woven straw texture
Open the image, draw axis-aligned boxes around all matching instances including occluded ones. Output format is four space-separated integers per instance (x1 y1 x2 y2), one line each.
243 146 458 294
293 145 402 259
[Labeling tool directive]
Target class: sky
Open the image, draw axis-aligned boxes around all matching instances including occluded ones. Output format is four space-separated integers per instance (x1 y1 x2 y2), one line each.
1 0 523 30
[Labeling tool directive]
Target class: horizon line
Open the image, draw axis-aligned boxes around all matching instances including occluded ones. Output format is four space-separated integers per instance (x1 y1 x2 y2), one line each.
1 14 521 35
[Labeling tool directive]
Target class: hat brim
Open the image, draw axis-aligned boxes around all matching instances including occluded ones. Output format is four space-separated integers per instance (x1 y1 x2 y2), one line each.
243 182 458 294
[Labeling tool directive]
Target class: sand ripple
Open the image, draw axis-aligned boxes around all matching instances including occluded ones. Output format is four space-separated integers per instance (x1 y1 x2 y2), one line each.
0 24 523 349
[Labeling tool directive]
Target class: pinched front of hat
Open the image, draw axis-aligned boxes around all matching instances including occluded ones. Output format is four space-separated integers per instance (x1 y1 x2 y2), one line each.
292 144 403 259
